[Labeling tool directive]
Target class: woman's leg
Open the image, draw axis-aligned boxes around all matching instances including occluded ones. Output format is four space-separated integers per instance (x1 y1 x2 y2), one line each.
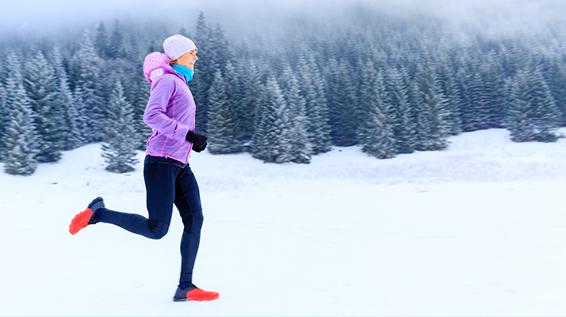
90 160 180 240
174 165 204 288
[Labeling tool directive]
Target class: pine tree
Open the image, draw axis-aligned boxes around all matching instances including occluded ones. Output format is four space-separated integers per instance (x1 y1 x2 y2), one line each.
528 68 561 141
296 52 329 155
362 71 396 159
412 81 429 151
507 71 535 142
468 71 489 130
414 61 450 151
108 20 127 59
193 22 233 133
272 80 294 164
222 61 245 149
209 24 232 72
546 59 566 126
326 59 357 146
455 66 475 132
397 67 418 153
73 87 90 144
101 80 139 173
134 81 151 150
207 70 239 154
240 61 262 148
482 53 505 128
73 31 105 142
60 70 85 150
94 22 109 58
400 67 420 147
252 77 292 163
501 77 515 130
1 52 24 162
251 84 271 161
436 64 463 134
304 54 332 154
52 46 85 150
384 67 416 154
296 54 316 144
507 61 562 143
191 12 215 133
0 53 6 86
0 81 7 160
281 65 312 163
358 59 378 144
4 78 39 175
51 47 73 148
23 50 64 162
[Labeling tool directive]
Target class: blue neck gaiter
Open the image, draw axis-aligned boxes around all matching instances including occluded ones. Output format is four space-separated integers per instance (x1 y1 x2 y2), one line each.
171 64 194 83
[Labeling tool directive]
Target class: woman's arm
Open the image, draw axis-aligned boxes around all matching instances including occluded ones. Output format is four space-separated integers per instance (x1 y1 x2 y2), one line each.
143 75 190 142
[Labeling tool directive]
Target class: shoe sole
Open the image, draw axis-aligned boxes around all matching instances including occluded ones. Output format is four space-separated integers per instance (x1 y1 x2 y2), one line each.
172 295 219 302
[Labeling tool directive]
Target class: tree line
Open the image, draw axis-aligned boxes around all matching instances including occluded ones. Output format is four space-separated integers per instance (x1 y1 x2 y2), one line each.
0 10 565 175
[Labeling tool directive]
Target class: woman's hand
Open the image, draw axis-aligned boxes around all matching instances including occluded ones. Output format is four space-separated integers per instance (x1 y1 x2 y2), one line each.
186 130 207 152
192 141 207 152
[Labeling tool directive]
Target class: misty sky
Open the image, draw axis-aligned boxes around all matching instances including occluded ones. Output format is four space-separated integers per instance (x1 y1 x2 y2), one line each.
2 0 565 38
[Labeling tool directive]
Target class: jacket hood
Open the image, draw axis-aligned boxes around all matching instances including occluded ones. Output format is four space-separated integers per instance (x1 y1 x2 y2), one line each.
143 52 184 84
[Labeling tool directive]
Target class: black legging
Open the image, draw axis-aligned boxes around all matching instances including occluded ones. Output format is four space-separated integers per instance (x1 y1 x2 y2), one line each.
90 155 204 287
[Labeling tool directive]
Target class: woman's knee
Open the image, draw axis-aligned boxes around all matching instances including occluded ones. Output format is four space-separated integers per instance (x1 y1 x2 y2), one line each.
183 212 203 231
149 222 170 239
194 213 204 227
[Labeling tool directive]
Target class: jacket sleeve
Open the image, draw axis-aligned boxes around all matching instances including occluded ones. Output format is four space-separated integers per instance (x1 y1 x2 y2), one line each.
143 75 190 142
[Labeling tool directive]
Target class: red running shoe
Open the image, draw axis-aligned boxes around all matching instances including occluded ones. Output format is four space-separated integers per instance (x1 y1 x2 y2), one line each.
173 284 219 302
69 197 104 235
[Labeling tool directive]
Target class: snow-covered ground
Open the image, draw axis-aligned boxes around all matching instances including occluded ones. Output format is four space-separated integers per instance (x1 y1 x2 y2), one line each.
1 129 565 316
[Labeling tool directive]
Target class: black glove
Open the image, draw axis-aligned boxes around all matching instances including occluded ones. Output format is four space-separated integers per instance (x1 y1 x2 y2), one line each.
192 141 207 153
186 130 207 152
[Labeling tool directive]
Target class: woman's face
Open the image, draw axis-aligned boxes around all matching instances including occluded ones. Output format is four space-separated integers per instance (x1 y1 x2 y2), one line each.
177 49 198 69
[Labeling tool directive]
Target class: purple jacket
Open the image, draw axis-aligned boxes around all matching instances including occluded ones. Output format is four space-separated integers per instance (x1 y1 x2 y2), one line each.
142 52 196 164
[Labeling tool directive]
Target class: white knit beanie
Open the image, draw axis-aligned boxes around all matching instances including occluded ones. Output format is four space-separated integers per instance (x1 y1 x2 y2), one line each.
163 34 197 60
